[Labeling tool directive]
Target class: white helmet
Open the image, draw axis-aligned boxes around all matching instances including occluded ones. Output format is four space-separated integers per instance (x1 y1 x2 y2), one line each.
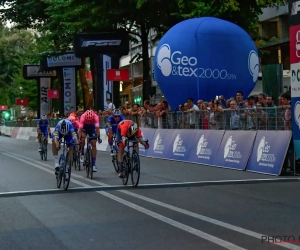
59 120 69 135
113 109 122 116
129 122 138 136
41 114 47 120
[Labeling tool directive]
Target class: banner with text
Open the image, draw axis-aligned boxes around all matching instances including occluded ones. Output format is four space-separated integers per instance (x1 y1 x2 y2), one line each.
147 129 175 158
39 78 51 116
139 128 156 156
103 55 113 110
213 130 257 170
246 131 292 175
63 68 76 114
187 130 225 165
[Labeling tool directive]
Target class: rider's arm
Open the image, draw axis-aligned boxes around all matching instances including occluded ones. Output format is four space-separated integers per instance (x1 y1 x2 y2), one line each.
36 120 40 134
78 116 85 139
94 115 101 138
47 122 51 135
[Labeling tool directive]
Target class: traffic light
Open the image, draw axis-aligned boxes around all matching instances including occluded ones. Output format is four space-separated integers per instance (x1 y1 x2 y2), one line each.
3 111 10 120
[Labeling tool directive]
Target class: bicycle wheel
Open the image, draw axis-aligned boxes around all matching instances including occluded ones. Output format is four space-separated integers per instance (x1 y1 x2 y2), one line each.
122 153 129 185
63 153 71 190
131 152 140 187
56 155 64 188
85 149 90 178
89 149 93 179
43 140 47 161
112 146 119 173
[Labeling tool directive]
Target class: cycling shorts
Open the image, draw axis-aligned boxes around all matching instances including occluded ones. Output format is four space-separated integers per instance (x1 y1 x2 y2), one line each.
82 123 96 140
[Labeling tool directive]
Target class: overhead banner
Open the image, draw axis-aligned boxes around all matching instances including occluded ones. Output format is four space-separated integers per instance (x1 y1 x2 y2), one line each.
16 98 29 106
39 78 51 116
63 68 76 114
46 53 82 68
48 89 60 98
289 0 300 160
213 130 257 170
246 131 292 175
73 31 130 58
23 65 56 80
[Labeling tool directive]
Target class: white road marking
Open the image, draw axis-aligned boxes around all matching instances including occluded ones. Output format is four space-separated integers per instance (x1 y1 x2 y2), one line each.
2 151 247 250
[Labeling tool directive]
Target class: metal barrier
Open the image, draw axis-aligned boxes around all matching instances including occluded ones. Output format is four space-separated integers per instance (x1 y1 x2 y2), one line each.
3 106 291 131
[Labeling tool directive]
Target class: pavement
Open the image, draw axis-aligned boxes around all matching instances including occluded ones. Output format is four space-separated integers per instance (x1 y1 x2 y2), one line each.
1 135 300 250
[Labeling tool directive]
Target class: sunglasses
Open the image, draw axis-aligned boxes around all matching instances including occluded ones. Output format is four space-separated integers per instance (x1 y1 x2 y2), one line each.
114 115 120 118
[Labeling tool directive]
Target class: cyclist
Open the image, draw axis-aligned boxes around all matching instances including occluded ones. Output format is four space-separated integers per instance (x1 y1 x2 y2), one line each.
37 114 51 152
68 115 80 135
78 110 102 172
105 109 124 153
52 119 79 172
116 120 149 178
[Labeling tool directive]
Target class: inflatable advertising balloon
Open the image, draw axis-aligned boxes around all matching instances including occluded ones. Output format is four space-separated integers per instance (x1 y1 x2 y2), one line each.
154 17 259 109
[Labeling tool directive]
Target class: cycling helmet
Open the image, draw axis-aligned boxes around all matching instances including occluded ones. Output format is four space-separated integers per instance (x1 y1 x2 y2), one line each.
113 109 121 116
41 114 47 120
129 122 138 137
68 116 76 123
59 120 69 135
85 110 94 121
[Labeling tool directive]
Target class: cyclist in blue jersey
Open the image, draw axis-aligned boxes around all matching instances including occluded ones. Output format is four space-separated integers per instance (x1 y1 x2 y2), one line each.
52 119 79 172
37 114 52 152
105 109 123 153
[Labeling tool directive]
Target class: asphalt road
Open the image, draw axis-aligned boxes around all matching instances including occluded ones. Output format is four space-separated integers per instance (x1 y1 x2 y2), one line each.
1 136 300 250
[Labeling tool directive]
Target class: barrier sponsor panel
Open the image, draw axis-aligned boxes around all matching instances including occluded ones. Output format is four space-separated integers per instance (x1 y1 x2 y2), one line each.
139 128 156 156
246 131 292 175
147 129 175 158
213 130 257 170
11 127 20 138
188 130 225 165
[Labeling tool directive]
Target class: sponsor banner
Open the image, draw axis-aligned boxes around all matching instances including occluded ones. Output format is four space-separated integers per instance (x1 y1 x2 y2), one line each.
103 55 113 109
291 63 300 97
147 129 175 158
0 105 8 110
290 25 300 64
40 78 51 116
48 89 60 98
63 68 76 113
188 130 225 165
47 53 82 68
23 65 56 79
107 69 129 81
16 98 29 106
213 130 257 170
139 128 156 156
246 131 292 175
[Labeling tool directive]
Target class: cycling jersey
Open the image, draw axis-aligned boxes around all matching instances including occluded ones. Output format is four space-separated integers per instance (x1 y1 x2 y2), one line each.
72 120 80 133
105 115 124 134
52 119 77 146
117 120 142 142
79 112 99 128
37 118 50 136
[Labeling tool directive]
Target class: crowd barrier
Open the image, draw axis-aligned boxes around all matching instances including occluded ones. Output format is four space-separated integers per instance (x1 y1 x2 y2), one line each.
0 125 292 176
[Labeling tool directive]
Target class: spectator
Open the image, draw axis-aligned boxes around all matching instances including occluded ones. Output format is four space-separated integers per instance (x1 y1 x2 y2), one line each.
106 98 115 111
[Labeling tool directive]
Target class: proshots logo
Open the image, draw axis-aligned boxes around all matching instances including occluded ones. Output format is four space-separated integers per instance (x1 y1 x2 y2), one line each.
248 50 259 82
256 136 276 168
156 43 258 82
294 101 300 129
196 135 212 160
153 133 164 154
173 134 186 156
223 136 242 163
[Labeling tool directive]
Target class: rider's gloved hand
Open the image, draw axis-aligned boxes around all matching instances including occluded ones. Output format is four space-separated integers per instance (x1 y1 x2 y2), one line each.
49 134 52 139
108 139 113 146
97 135 102 144
144 141 149 149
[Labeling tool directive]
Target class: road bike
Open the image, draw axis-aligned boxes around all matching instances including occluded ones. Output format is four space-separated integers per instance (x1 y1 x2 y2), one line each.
56 137 72 191
121 139 148 187
39 133 48 161
83 135 97 179
110 134 119 173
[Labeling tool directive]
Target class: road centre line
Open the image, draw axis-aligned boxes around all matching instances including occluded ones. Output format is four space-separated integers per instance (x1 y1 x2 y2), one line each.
2 151 246 250
2 151 300 249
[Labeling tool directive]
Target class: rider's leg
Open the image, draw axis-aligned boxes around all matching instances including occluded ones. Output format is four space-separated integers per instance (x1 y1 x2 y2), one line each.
117 145 124 177
38 132 42 151
91 139 97 171
52 137 59 171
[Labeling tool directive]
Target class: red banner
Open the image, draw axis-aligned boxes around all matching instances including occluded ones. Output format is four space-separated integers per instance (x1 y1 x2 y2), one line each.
48 89 60 98
0 105 8 110
290 24 300 64
16 98 29 105
107 69 129 81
